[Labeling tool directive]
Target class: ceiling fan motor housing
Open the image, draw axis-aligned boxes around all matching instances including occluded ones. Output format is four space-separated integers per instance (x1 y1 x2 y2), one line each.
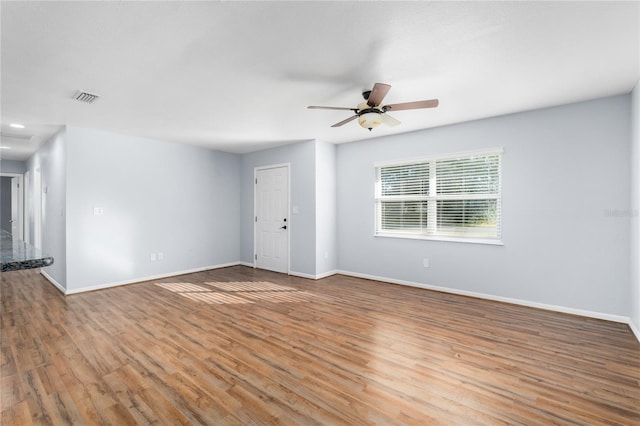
358 107 383 130
357 107 382 116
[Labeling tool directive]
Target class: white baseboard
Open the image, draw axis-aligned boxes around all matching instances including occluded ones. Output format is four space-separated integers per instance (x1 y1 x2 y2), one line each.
40 270 66 294
289 271 315 279
61 262 242 295
336 269 632 326
289 270 338 280
234 264 337 280
316 270 338 280
629 319 640 343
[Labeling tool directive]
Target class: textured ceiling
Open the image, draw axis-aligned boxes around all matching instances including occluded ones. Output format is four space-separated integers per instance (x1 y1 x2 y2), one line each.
1 1 638 161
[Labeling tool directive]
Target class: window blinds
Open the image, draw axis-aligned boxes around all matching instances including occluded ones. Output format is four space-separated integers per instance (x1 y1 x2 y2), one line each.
375 149 502 242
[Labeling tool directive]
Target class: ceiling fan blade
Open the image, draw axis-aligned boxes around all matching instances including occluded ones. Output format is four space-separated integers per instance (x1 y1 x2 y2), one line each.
380 113 401 127
331 115 358 127
308 106 357 111
367 83 392 107
383 99 439 112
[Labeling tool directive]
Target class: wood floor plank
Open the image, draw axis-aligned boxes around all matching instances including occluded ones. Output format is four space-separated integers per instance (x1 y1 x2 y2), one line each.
20 368 56 424
46 390 85 425
1 266 639 424
1 400 31 425
0 344 17 378
1 373 24 409
102 368 163 424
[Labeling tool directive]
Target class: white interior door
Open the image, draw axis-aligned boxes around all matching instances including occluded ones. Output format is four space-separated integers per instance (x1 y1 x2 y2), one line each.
255 166 289 273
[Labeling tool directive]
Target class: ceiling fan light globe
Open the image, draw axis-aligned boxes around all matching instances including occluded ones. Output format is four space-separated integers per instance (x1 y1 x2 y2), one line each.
358 112 382 130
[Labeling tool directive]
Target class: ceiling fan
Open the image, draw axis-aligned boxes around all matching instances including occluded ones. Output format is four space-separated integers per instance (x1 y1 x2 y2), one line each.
308 83 439 131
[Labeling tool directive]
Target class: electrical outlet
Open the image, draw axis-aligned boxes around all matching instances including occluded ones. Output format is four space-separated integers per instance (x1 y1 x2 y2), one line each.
423 258 429 268
157 252 164 261
93 207 103 216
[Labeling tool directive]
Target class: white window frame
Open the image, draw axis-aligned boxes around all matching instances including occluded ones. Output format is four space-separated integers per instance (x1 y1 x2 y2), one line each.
374 147 504 245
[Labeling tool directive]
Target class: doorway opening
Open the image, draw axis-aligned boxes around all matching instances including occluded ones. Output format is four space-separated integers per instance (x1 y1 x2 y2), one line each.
0 172 24 240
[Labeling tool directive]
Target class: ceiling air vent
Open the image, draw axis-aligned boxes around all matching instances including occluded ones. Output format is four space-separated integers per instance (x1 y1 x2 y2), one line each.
73 90 100 104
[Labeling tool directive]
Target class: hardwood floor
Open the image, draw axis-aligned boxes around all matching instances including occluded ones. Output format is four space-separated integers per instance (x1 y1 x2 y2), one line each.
1 266 639 425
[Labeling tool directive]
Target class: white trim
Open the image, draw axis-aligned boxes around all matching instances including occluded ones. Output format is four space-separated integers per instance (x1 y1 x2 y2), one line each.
629 319 640 343
24 171 30 243
49 262 241 295
33 168 42 249
41 269 65 294
254 163 291 171
289 271 316 279
316 270 338 280
238 261 255 268
374 146 504 168
289 269 338 280
336 269 632 325
374 233 504 246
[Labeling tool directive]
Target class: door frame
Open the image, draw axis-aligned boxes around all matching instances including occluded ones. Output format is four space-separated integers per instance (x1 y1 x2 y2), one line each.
33 168 42 249
0 172 24 240
253 163 290 274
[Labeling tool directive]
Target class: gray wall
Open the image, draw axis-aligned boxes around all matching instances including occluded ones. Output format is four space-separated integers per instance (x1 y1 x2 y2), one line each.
0 160 26 174
240 140 317 276
631 82 639 334
64 126 240 292
337 95 631 317
26 129 67 287
0 177 12 232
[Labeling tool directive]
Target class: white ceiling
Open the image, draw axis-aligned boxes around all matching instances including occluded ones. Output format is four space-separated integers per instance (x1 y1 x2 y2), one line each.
1 1 638 161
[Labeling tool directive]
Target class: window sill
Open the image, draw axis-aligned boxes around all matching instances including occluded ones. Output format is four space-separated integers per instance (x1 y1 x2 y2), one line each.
374 233 504 246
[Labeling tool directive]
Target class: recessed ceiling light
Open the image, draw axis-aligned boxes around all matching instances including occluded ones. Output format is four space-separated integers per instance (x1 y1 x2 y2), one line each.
0 146 12 149
9 123 25 129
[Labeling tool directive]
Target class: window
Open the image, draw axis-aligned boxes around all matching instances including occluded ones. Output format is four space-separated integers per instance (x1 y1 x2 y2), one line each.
375 148 502 244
